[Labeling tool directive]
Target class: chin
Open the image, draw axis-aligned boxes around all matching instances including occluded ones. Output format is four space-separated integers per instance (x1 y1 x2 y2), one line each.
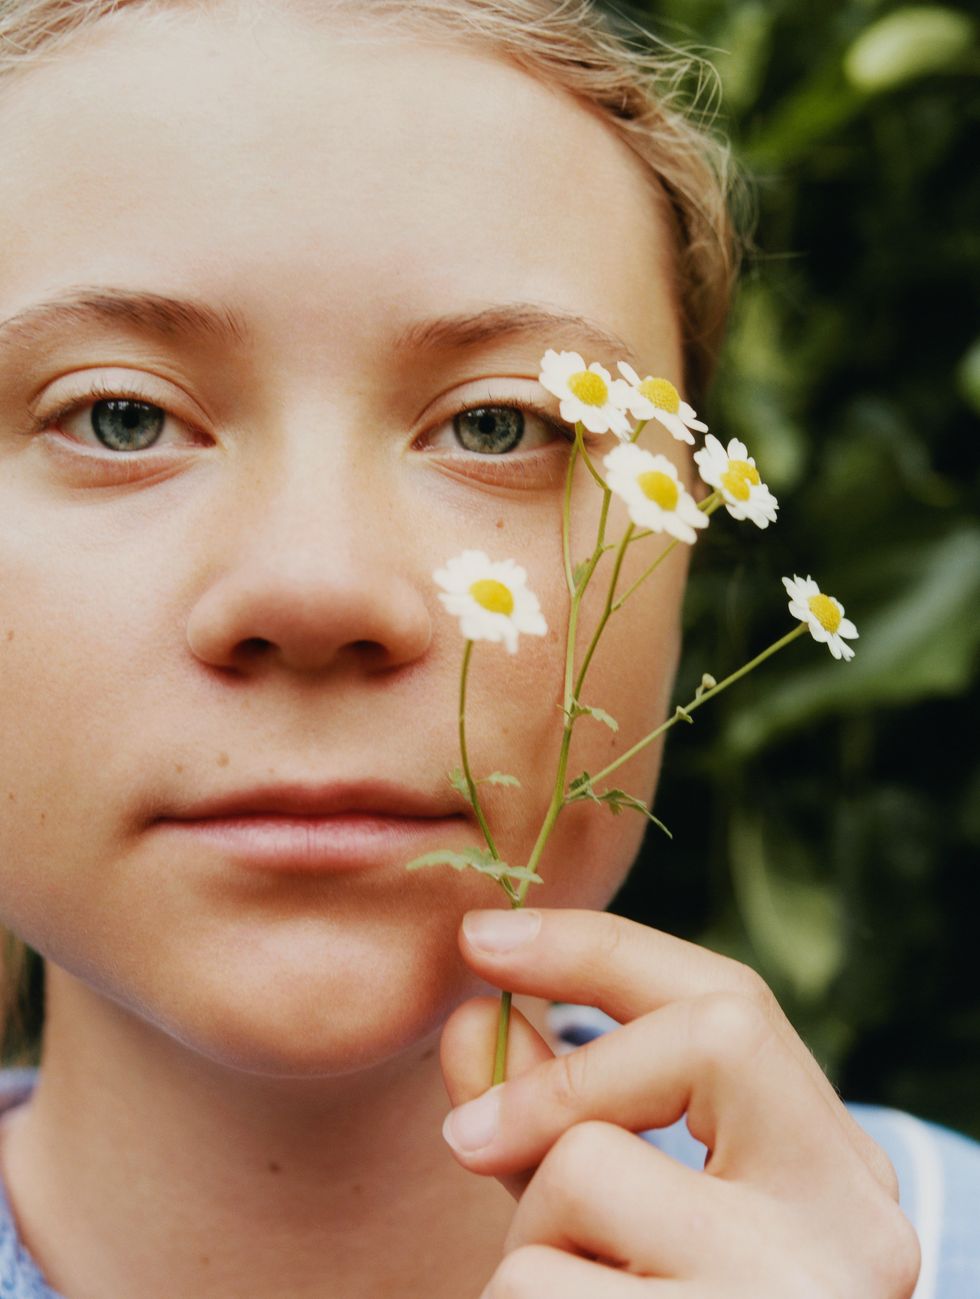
138 931 480 1080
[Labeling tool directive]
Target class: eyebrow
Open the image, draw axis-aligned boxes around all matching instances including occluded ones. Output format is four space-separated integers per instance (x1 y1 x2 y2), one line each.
0 287 252 353
0 288 639 369
394 303 640 369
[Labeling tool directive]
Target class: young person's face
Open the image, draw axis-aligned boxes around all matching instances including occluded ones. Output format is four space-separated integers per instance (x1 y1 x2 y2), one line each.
0 6 690 1075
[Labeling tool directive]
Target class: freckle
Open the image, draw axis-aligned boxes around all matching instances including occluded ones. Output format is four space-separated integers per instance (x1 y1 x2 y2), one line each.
200 1256 211 1266
217 753 229 767
39 812 46 824
495 518 504 529
267 1160 282 1174
420 1045 435 1061
351 1183 363 1195
5 630 12 642
175 763 184 774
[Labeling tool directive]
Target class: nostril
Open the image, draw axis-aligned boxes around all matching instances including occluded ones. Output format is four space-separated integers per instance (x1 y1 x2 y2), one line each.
238 637 273 660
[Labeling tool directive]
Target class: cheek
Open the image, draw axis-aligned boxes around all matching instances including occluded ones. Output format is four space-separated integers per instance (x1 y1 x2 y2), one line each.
0 496 172 948
470 487 686 907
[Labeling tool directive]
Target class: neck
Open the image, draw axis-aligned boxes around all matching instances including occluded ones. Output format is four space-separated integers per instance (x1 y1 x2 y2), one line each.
0 966 547 1299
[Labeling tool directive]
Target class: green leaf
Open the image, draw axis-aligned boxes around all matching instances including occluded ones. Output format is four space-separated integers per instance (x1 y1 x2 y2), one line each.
565 772 671 838
844 7 975 93
483 771 521 788
572 559 591 591
447 767 473 805
729 810 844 1004
404 847 543 884
571 702 619 732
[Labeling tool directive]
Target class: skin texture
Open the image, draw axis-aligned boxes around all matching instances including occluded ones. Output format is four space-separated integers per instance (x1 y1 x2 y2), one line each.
0 6 918 1298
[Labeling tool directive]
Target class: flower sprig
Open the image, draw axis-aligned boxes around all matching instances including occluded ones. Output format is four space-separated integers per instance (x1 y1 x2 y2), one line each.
406 346 859 1086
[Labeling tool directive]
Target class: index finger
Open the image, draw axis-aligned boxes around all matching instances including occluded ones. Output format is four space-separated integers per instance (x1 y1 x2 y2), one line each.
458 907 899 1198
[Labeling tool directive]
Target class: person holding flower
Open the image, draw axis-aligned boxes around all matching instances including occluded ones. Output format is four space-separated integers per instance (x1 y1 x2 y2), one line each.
0 2 975 1297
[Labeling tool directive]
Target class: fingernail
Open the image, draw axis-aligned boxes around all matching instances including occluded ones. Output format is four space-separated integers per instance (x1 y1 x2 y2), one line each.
463 908 541 953
442 1085 503 1154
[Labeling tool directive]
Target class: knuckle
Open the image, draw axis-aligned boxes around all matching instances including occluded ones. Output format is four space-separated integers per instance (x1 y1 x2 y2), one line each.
489 1244 555 1297
591 910 625 967
689 991 773 1073
726 958 776 1010
866 1204 922 1297
548 1041 594 1117
536 1120 609 1208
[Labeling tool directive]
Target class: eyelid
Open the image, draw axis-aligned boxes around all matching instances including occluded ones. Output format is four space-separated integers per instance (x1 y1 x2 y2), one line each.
25 371 209 446
415 381 575 453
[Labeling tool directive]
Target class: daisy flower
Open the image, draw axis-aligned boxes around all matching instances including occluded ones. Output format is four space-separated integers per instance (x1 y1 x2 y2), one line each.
614 361 707 445
782 575 859 661
434 550 547 654
603 443 709 545
538 349 632 438
693 434 779 529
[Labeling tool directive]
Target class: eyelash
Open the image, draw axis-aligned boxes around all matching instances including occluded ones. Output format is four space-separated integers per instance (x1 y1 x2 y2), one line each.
24 379 198 446
25 384 587 469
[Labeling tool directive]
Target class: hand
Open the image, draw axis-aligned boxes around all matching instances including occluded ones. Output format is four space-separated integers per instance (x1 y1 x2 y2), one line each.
439 907 921 1298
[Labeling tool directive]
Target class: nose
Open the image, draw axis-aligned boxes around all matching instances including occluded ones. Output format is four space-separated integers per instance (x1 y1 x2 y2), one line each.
185 453 432 676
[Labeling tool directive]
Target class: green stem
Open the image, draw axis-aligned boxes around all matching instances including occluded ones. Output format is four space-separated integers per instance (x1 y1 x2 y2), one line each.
584 623 809 789
458 639 500 860
571 523 634 700
561 435 579 596
611 537 679 613
491 989 513 1085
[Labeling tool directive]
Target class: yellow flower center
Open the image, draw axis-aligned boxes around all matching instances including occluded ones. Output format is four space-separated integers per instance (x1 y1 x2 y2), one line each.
567 370 609 407
469 578 514 616
721 469 752 501
808 593 841 633
638 377 680 413
637 470 679 511
728 458 761 486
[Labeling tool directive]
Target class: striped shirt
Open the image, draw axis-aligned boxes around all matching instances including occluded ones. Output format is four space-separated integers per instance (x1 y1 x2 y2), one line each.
1 1008 978 1296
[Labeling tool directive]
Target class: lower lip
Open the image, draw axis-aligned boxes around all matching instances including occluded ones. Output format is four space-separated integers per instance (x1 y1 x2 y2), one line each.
156 814 467 872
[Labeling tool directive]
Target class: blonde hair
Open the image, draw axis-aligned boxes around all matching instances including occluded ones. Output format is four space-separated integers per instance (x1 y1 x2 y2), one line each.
0 0 741 1062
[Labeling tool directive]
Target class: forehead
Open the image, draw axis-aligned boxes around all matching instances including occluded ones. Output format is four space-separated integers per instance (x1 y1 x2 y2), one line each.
0 7 679 370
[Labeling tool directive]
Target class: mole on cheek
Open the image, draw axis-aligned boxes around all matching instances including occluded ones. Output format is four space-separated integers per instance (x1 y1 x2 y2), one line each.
217 753 229 767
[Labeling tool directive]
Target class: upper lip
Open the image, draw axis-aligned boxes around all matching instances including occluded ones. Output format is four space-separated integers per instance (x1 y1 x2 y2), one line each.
162 780 466 821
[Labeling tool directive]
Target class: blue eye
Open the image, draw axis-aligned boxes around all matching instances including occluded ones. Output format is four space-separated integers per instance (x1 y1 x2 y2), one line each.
88 398 166 452
452 406 525 454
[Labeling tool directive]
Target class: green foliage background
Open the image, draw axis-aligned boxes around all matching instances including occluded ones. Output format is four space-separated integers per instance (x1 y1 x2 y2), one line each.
606 1 980 1138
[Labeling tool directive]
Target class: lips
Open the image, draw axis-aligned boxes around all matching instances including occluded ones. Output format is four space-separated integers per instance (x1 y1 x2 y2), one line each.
162 779 465 822
154 779 471 874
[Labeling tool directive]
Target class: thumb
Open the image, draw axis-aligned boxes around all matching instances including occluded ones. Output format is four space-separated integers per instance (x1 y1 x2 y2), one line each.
439 994 554 1199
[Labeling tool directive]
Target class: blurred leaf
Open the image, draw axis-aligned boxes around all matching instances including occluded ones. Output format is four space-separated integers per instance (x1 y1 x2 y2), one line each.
729 810 845 1001
844 7 976 92
744 62 864 167
956 336 980 415
712 2 773 112
725 527 980 755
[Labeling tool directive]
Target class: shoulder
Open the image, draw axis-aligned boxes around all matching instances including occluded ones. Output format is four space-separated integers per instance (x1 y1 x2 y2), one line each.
546 1004 980 1299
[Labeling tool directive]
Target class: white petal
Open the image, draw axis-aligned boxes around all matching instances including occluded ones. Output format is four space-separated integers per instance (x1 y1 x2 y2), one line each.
838 618 859 639
654 409 696 445
616 360 642 386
